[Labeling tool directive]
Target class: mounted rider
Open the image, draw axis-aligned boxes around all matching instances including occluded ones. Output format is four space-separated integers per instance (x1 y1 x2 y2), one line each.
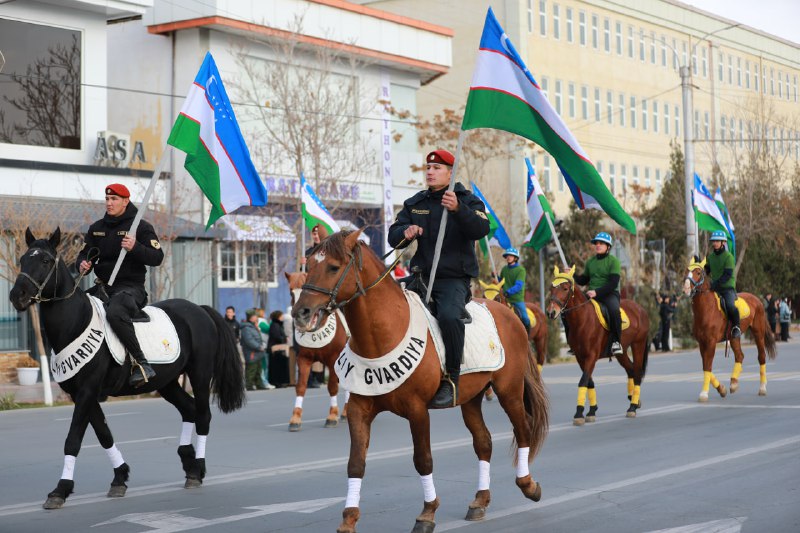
498 247 530 336
571 232 623 356
76 183 164 386
704 230 740 338
388 149 490 409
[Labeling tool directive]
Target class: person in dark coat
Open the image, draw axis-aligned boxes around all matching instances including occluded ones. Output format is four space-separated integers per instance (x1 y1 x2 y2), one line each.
224 306 240 340
240 309 267 390
388 149 490 408
657 295 676 351
76 183 164 387
267 310 290 387
765 293 777 334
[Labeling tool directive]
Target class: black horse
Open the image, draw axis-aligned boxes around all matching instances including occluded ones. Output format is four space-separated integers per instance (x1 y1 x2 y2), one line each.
9 228 246 509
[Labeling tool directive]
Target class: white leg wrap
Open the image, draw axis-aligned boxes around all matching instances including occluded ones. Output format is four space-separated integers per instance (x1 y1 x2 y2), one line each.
105 444 125 468
344 390 350 403
294 396 304 409
196 435 207 459
61 455 77 480
330 395 338 408
420 473 436 502
516 447 530 478
477 460 490 491
345 477 362 508
179 422 194 446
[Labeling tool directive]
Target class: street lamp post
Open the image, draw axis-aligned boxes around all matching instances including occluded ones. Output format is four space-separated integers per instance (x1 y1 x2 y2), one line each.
680 64 697 257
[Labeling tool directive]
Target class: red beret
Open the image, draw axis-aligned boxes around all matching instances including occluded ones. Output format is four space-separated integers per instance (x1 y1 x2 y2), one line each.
105 183 130 198
426 149 455 166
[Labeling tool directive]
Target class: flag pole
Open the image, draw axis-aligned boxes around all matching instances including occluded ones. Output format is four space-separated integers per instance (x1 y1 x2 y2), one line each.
543 211 568 269
483 236 499 282
300 173 306 273
107 147 171 287
425 129 467 304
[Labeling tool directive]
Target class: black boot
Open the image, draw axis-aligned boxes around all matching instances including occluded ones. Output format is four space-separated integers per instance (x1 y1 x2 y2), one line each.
129 350 156 387
429 370 459 409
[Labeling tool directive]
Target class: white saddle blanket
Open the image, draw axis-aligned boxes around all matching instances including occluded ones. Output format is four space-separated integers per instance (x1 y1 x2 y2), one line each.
296 310 349 348
335 290 504 396
90 296 181 366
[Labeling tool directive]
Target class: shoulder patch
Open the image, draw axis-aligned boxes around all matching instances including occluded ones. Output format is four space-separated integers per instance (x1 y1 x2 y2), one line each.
92 231 105 236
411 209 430 215
150 240 161 250
475 210 488 220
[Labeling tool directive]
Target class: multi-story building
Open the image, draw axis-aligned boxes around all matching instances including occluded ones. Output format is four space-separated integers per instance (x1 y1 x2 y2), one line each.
360 0 800 243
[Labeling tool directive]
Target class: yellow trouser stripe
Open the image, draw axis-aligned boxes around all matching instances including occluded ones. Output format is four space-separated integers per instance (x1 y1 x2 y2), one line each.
702 371 712 392
631 385 641 405
588 388 597 407
577 386 588 407
731 362 742 380
760 364 767 384
627 378 634 396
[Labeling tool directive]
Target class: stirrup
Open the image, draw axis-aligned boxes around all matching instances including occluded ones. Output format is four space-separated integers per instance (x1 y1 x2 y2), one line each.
730 326 742 339
129 356 154 386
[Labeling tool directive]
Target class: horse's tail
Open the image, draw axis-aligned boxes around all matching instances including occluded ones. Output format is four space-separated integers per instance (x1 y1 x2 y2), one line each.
764 321 778 361
641 332 650 380
201 305 246 413
515 350 549 465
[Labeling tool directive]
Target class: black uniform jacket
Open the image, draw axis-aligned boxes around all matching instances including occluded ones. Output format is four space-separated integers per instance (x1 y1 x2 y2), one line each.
388 182 489 279
76 203 164 285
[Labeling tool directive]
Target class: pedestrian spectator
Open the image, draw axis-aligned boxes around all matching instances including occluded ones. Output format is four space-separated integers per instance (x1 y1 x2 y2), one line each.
301 224 326 266
764 293 777 334
779 298 792 342
267 310 290 387
224 306 240 340
256 308 275 389
656 294 676 351
240 309 268 390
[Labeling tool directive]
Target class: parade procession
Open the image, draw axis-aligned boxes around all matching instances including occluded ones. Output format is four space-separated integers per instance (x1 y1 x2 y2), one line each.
2 1 800 532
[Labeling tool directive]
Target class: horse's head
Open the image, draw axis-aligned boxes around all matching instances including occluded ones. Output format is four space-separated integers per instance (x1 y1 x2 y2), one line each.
284 271 308 307
292 229 370 332
546 264 576 319
9 227 63 311
684 256 708 297
479 278 506 302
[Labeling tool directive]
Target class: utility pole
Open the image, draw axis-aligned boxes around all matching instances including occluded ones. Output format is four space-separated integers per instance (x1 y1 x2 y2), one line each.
680 64 697 258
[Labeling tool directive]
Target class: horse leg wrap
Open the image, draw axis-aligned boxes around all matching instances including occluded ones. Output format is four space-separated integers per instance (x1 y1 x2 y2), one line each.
576 386 588 407
420 473 436 502
179 422 194 446
702 371 712 393
709 372 720 389
345 477 362 509
516 448 530 478
587 388 597 407
104 444 125 469
731 362 743 380
631 385 641 406
760 364 767 384
627 378 634 398
61 455 76 481
477 460 490 491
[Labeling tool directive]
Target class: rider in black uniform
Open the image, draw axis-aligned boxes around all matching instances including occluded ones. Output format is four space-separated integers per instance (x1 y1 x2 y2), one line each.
76 183 164 387
388 150 490 408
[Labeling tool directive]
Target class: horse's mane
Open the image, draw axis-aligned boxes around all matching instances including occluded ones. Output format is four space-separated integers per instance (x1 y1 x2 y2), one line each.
316 230 360 262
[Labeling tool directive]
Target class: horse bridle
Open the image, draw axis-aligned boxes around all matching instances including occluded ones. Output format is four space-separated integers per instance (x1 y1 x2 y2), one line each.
301 241 408 313
685 268 708 298
18 246 91 303
549 278 592 315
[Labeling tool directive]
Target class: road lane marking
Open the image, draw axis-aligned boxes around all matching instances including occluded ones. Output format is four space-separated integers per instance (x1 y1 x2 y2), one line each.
55 412 139 421
645 517 746 533
437 436 800 530
85 437 173 449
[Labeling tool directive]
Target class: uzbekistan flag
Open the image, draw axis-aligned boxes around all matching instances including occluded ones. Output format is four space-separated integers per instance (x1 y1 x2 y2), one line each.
522 158 555 251
168 52 267 228
462 8 635 234
301 174 340 236
471 181 512 256
694 175 734 252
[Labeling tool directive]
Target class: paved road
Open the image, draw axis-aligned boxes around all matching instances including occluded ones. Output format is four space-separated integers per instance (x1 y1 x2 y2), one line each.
1 341 798 533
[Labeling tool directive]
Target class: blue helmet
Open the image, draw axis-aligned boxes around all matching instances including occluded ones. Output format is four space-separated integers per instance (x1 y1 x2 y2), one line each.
502 247 520 259
591 232 613 247
710 230 727 242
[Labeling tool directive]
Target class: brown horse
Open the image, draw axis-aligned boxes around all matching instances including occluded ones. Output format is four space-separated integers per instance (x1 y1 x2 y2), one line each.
683 258 777 401
285 271 348 431
546 265 650 424
293 231 549 533
478 279 548 371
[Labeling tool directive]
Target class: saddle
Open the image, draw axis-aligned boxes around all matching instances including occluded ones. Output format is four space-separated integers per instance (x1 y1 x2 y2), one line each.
714 292 751 319
400 267 472 324
590 299 630 331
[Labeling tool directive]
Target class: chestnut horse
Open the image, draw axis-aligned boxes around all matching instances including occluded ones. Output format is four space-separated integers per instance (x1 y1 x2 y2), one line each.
293 231 549 533
547 265 650 424
285 271 349 431
478 279 548 371
683 258 776 401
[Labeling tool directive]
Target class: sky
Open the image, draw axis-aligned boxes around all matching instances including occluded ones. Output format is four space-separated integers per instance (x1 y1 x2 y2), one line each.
682 0 800 44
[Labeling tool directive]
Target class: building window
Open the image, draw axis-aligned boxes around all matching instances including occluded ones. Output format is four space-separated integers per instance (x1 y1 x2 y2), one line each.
650 31 656 64
785 73 790 100
594 87 601 121
664 103 670 135
615 21 622 55
694 110 699 138
729 118 734 147
675 104 680 135
527 0 533 33
704 111 709 140
653 100 659 133
541 77 549 100
544 155 551 191
219 241 277 285
702 47 708 77
620 164 627 193
603 18 610 52
568 82 576 118
645 167 651 188
737 57 742 87
770 67 775 96
539 0 547 37
745 60 750 89
718 52 724 82
682 41 687 68
555 79 562 114
630 96 637 128
632 165 639 185
673 38 679 69
641 98 648 131
581 85 588 119
721 115 726 143
558 168 565 191
754 64 760 92
591 14 598 49
0 19 82 149
579 11 586 45
566 7 574 42
609 163 616 195
220 242 237 282
553 3 560 40
628 26 634 59
618 93 625 127
655 169 662 195
692 49 698 75
763 65 767 94
606 90 613 124
661 35 667 67
727 55 733 85
639 29 645 62
778 71 783 98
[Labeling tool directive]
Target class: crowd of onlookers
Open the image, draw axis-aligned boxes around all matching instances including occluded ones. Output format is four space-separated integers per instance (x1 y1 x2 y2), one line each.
764 293 793 342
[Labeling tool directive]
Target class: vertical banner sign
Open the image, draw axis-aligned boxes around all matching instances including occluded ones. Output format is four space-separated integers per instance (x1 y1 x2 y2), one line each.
381 71 394 264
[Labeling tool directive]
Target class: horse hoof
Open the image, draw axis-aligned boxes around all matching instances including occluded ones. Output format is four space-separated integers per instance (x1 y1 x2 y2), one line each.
626 411 637 418
573 417 585 426
184 478 202 489
107 485 127 498
758 387 767 396
412 519 436 533
585 415 596 423
698 393 709 403
717 384 727 398
288 423 302 432
730 379 739 394
43 496 65 510
465 506 486 521
324 418 339 428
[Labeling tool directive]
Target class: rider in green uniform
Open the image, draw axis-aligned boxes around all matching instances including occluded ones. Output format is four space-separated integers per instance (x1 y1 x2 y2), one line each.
498 247 530 335
572 232 623 356
704 230 740 338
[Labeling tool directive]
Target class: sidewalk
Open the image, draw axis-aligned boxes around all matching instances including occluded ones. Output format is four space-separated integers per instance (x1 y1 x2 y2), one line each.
0 381 70 405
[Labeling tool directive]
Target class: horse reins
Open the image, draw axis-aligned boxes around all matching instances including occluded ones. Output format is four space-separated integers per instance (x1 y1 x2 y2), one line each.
19 247 96 303
685 268 709 298
549 278 593 316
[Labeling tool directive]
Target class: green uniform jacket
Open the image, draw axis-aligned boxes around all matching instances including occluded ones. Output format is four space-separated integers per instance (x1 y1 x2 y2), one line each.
577 254 621 294
706 249 736 290
499 263 526 304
